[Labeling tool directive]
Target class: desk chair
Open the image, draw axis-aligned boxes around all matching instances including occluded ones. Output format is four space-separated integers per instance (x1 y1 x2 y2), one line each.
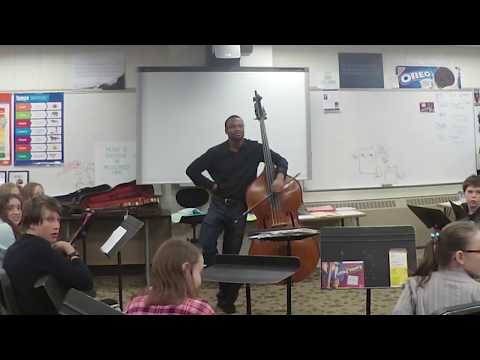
0 268 20 314
176 187 209 243
432 301 480 315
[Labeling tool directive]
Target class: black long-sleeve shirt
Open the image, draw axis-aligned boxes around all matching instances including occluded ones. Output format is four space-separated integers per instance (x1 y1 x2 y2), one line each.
3 233 93 314
461 203 480 223
186 139 288 202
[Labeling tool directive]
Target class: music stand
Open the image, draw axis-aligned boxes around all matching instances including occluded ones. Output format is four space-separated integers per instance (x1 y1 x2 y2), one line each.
202 255 300 315
407 204 451 230
100 214 144 310
248 227 320 256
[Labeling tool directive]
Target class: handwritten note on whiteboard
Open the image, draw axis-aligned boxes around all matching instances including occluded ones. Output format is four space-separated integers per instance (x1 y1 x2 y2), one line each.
95 142 136 186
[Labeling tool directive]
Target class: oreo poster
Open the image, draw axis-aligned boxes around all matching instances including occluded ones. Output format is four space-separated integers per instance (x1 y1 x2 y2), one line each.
396 66 461 89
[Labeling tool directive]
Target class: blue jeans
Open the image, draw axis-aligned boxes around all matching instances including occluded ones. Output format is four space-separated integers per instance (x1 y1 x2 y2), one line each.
199 196 247 306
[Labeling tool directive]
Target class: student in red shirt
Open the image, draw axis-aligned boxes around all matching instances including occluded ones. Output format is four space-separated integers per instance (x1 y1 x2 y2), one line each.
125 239 215 315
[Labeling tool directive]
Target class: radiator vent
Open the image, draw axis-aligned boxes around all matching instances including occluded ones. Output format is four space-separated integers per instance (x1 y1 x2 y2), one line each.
406 195 457 207
313 200 397 210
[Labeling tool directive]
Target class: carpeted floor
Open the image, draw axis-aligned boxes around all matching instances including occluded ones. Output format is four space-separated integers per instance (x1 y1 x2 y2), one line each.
94 269 403 315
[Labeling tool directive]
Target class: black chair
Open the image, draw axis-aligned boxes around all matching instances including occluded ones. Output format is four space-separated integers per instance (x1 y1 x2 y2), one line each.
34 275 69 313
34 275 114 314
432 301 480 315
59 288 124 315
0 268 21 314
176 187 209 243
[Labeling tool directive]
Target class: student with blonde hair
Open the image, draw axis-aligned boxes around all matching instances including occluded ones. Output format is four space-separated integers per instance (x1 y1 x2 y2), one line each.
0 182 21 197
393 221 480 315
21 182 45 203
125 239 214 315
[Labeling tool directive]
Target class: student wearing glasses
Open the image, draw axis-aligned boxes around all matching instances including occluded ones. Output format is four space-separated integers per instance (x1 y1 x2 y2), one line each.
393 221 480 315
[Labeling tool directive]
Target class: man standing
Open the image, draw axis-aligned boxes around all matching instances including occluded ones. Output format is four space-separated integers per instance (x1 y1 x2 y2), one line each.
186 114 288 314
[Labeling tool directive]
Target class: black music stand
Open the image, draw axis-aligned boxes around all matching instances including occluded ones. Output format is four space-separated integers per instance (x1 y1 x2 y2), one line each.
100 214 144 310
407 204 451 230
203 255 300 315
248 227 320 257
319 226 417 315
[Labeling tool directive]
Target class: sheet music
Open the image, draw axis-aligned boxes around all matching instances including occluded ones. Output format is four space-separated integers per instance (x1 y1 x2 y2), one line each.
249 228 319 239
100 226 127 254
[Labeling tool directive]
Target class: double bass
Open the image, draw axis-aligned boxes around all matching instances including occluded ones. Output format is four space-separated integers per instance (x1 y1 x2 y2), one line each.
246 91 320 282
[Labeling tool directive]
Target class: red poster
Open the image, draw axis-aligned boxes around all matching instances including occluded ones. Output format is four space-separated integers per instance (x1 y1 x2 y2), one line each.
0 93 12 166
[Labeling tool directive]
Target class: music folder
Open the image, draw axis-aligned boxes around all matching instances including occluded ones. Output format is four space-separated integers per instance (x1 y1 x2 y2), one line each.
100 215 144 257
407 204 451 230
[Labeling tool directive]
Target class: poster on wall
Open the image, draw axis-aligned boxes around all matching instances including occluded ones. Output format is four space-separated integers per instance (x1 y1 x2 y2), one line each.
322 90 341 113
419 102 435 113
7 170 29 186
0 94 12 165
396 66 462 89
14 93 64 166
94 141 136 186
338 53 384 88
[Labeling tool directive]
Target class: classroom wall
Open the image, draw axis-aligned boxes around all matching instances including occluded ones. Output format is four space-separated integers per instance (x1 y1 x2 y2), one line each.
3 44 478 264
0 45 207 91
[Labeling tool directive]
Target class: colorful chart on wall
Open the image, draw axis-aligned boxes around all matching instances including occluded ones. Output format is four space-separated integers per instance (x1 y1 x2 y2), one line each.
0 94 12 165
14 93 64 166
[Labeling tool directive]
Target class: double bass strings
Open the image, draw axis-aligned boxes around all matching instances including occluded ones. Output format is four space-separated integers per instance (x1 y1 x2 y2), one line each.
235 172 301 223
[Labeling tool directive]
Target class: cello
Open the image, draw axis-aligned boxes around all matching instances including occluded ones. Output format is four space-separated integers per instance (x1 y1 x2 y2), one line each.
246 91 320 282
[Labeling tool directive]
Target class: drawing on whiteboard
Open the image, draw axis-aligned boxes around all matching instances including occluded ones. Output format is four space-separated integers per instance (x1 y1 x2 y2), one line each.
353 145 405 183
353 147 380 176
56 160 95 189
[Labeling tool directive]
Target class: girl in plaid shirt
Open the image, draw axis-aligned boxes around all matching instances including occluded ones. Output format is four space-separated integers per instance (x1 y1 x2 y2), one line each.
125 239 215 315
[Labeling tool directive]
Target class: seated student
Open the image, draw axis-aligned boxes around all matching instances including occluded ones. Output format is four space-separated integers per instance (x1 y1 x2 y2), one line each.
393 221 480 315
458 175 480 222
21 182 45 203
0 182 21 197
125 239 215 315
2 195 93 314
0 194 22 265
0 193 23 240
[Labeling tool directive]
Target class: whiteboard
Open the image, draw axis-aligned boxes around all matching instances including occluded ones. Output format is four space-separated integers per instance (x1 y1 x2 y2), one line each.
137 67 310 184
4 91 137 196
305 89 477 190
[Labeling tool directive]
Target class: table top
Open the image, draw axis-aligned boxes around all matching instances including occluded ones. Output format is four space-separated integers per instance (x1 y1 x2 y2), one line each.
299 209 366 221
62 207 170 221
246 209 366 223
